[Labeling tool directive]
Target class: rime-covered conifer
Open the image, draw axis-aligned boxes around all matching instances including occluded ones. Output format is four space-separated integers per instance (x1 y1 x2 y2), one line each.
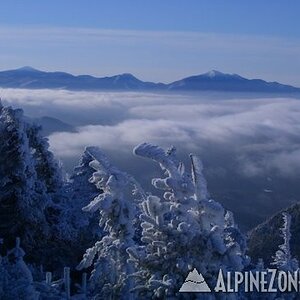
68 148 102 238
2 238 38 299
77 146 144 299
128 143 249 299
0 106 49 249
272 212 298 272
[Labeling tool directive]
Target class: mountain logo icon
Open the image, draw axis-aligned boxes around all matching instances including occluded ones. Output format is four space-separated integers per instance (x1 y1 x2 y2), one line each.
179 268 211 293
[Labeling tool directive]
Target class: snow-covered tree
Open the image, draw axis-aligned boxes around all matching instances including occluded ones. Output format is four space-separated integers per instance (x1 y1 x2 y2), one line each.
127 143 249 299
26 122 72 240
0 104 79 270
77 146 145 299
26 122 93 269
1 238 39 300
272 212 298 272
27 123 63 193
0 106 49 250
68 148 102 238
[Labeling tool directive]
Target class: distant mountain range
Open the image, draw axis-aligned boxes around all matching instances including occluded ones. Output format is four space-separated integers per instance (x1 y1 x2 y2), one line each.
0 66 299 94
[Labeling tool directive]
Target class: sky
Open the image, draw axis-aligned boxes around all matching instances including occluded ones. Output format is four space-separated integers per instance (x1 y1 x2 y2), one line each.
0 1 300 85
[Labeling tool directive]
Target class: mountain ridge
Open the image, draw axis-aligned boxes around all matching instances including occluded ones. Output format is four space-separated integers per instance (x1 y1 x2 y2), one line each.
0 66 299 94
248 202 300 266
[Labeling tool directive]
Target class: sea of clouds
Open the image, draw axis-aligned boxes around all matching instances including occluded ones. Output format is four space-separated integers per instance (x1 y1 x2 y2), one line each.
2 88 300 230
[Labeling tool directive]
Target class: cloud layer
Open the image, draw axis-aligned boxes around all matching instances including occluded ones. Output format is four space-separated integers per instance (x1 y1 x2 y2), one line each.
2 88 300 177
2 88 300 230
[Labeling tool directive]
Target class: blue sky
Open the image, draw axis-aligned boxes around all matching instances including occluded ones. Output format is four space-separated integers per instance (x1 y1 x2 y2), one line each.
1 0 300 85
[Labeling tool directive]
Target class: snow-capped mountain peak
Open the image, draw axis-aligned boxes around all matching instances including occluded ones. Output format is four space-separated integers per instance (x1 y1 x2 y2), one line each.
205 70 225 78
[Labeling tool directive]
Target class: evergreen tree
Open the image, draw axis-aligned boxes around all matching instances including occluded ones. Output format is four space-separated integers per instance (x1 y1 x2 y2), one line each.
77 146 145 299
27 123 63 193
128 143 249 299
0 106 49 250
26 122 69 240
68 148 102 239
0 104 78 270
272 212 299 272
1 238 38 300
25 120 85 269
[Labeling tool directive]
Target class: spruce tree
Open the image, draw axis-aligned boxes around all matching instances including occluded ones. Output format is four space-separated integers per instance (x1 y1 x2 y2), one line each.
128 143 249 299
0 106 49 250
0 104 77 270
2 238 38 300
69 148 102 238
77 146 144 299
272 212 299 272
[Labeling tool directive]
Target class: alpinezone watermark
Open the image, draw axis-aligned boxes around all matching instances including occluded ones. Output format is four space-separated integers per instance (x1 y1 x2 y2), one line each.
180 268 300 293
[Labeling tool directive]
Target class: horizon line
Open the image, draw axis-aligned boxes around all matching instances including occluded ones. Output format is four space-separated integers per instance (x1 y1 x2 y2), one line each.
1 66 299 88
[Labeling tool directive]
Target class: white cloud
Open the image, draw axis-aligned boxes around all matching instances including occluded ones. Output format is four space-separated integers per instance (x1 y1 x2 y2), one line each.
49 119 195 157
2 88 300 177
